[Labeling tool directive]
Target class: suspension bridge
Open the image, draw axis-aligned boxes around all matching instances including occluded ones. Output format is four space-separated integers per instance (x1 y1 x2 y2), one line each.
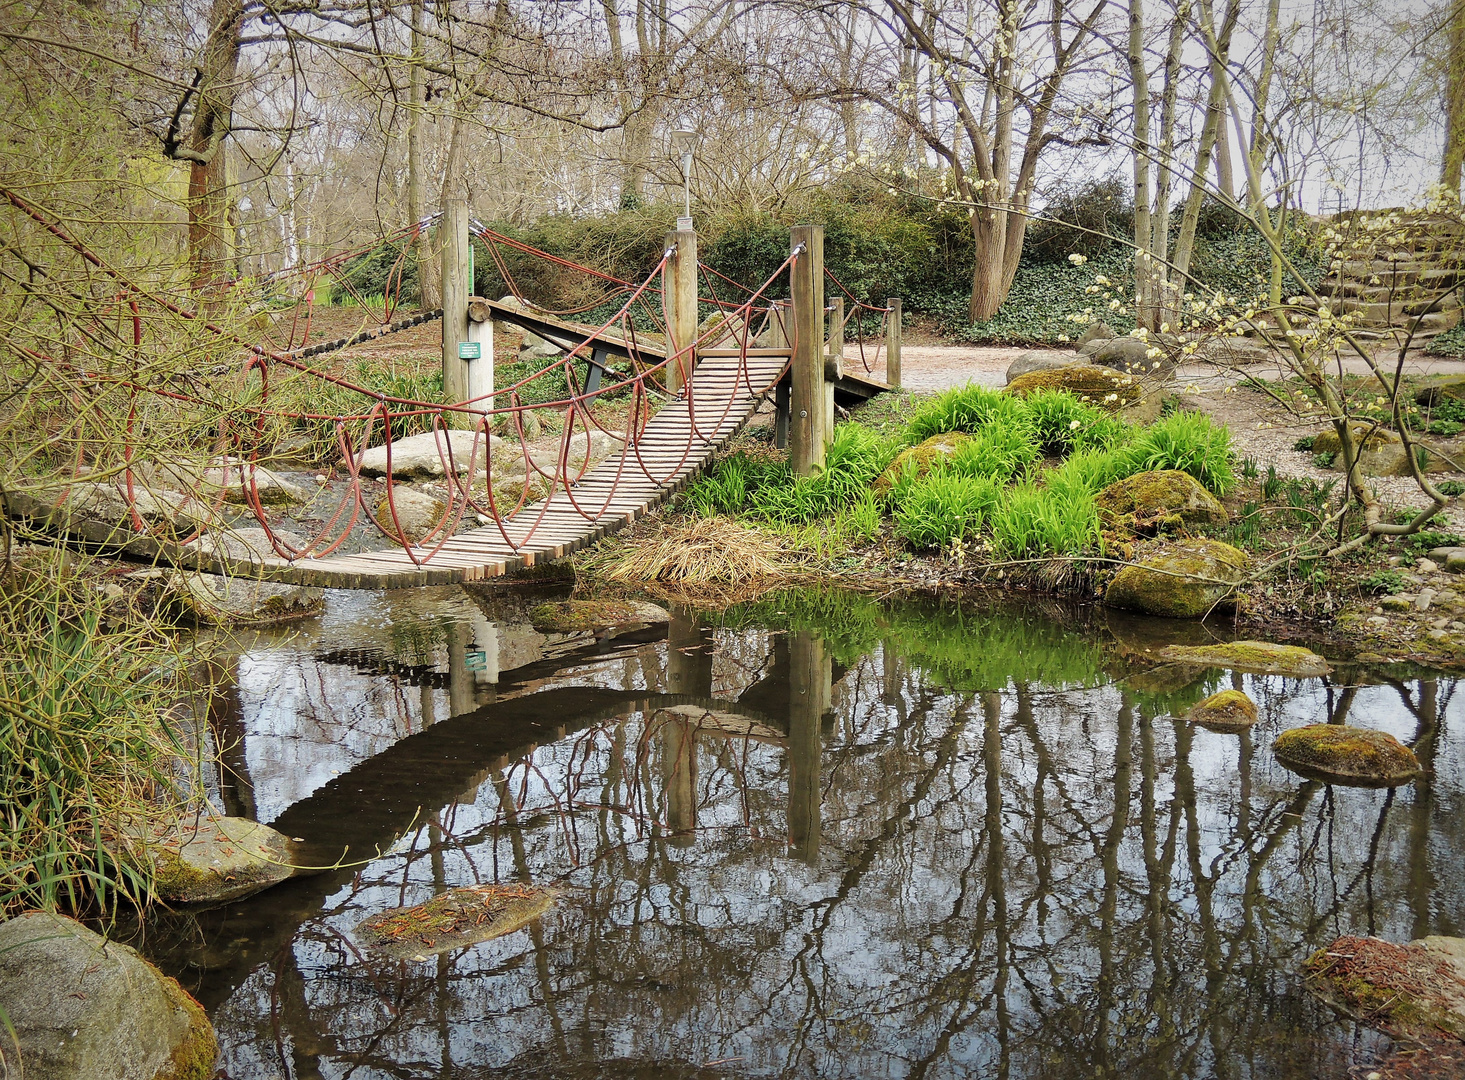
4 195 901 589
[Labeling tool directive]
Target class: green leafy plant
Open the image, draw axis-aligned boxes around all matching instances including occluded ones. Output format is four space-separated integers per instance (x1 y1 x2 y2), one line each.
1311 451 1336 469
1360 569 1408 595
906 384 1033 441
893 472 1004 549
1114 410 1235 494
1292 435 1316 452
989 482 1103 559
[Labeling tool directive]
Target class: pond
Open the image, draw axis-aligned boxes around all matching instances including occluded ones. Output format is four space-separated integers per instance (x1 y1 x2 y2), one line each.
140 585 1464 1079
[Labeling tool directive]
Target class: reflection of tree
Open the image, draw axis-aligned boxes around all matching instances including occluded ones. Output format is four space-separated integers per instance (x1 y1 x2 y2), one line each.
188 619 1462 1080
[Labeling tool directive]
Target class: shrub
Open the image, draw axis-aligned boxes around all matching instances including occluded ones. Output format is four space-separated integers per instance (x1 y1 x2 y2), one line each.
989 482 1103 559
1046 448 1128 496
893 472 1005 549
906 384 1033 441
1115 410 1235 494
947 425 1039 481
1022 390 1128 456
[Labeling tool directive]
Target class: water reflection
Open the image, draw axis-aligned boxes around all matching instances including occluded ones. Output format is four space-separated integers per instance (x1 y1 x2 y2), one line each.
147 587 1463 1080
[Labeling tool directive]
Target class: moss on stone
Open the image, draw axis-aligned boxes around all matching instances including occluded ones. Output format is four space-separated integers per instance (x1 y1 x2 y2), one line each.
356 884 559 959
1003 364 1145 411
157 980 220 1080
1187 688 1259 732
1154 640 1330 675
1103 539 1248 618
1312 423 1401 454
1273 724 1421 786
872 432 971 495
1305 935 1465 1040
1094 469 1228 535
529 598 670 633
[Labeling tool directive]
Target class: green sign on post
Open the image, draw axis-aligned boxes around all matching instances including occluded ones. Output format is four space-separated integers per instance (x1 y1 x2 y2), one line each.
458 341 482 361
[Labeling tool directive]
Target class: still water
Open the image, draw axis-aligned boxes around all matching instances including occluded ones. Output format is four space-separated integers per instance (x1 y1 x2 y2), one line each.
143 585 1463 1079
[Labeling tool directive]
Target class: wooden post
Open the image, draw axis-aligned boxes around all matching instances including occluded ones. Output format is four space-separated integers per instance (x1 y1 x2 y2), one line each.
789 224 825 475
766 299 790 449
885 297 902 389
441 199 471 413
662 225 698 393
825 295 843 440
466 298 494 413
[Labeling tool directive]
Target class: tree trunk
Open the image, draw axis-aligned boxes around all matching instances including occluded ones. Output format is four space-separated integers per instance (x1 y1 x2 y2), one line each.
409 0 440 308
1443 0 1465 194
186 0 244 294
1129 0 1158 330
1173 0 1240 279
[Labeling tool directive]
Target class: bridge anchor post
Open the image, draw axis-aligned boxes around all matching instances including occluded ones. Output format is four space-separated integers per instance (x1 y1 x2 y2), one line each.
789 224 826 475
441 198 472 422
663 224 698 394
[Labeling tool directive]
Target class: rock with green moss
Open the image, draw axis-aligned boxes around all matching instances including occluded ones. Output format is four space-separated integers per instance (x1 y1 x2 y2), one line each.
1005 350 1077 383
1154 640 1330 675
1104 539 1248 618
1306 934 1465 1041
1415 377 1465 407
356 884 560 960
375 485 448 543
0 911 218 1080
1273 724 1421 786
1004 364 1147 412
134 814 301 905
1095 469 1228 534
1311 423 1410 477
529 598 670 634
871 432 971 494
1186 689 1259 732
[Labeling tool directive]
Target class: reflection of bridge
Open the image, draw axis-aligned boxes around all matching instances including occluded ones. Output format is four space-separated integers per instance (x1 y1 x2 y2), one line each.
6 193 901 589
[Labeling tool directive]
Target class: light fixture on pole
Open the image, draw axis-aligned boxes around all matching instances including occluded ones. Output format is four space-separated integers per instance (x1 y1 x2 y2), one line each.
671 127 699 230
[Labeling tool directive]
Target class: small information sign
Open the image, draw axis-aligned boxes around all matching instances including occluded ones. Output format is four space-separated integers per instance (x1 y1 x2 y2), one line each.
458 341 482 361
464 649 488 672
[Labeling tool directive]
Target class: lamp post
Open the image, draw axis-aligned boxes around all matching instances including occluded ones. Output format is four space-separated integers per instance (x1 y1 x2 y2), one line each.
671 127 699 230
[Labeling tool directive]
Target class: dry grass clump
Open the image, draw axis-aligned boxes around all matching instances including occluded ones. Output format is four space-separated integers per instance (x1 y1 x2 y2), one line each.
584 516 793 585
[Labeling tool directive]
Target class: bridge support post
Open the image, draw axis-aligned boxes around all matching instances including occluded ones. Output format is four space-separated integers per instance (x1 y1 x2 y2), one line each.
466 298 494 413
663 225 698 394
885 297 902 389
441 199 471 416
789 224 826 475
825 295 843 445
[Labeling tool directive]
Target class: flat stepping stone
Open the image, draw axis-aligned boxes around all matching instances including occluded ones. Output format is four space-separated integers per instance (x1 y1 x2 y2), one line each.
1154 641 1330 676
355 884 559 959
529 599 670 634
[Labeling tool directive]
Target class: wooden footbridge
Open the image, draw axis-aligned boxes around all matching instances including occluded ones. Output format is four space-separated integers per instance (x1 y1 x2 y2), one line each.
7 200 900 589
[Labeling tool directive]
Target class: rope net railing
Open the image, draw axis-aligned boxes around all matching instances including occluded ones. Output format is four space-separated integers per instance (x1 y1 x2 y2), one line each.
1 188 799 572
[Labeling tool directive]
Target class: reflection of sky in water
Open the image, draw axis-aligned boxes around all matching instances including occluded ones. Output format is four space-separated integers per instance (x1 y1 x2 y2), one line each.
194 591 1462 1079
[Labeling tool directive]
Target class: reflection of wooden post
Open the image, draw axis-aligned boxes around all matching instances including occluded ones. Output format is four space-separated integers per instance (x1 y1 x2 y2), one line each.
885 297 902 389
790 225 826 475
660 715 697 844
663 226 698 393
881 641 900 707
441 199 471 409
788 630 826 861
446 620 474 718
665 607 712 698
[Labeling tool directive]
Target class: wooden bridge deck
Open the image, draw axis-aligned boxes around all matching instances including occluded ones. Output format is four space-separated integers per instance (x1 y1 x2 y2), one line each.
216 351 789 588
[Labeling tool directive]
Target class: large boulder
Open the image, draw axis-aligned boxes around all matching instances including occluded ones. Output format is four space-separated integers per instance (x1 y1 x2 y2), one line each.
1076 321 1115 346
1103 538 1248 618
1415 376 1465 407
355 884 559 960
182 526 310 567
164 573 323 627
1004 364 1147 413
1090 336 1171 379
871 432 971 494
1154 640 1330 676
356 429 503 480
529 598 670 634
199 460 308 505
1273 724 1422 786
375 486 448 544
0 912 218 1080
1094 469 1228 534
1186 689 1259 733
1005 350 1077 384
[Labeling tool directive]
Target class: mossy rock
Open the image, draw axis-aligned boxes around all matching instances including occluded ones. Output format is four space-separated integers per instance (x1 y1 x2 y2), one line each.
139 815 300 905
1273 724 1421 786
356 884 559 959
871 432 971 494
1094 470 1228 535
1154 640 1330 676
1415 376 1465 406
1004 364 1146 412
1186 689 1259 733
1311 423 1411 477
1103 539 1248 618
1306 935 1465 1041
529 598 670 634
